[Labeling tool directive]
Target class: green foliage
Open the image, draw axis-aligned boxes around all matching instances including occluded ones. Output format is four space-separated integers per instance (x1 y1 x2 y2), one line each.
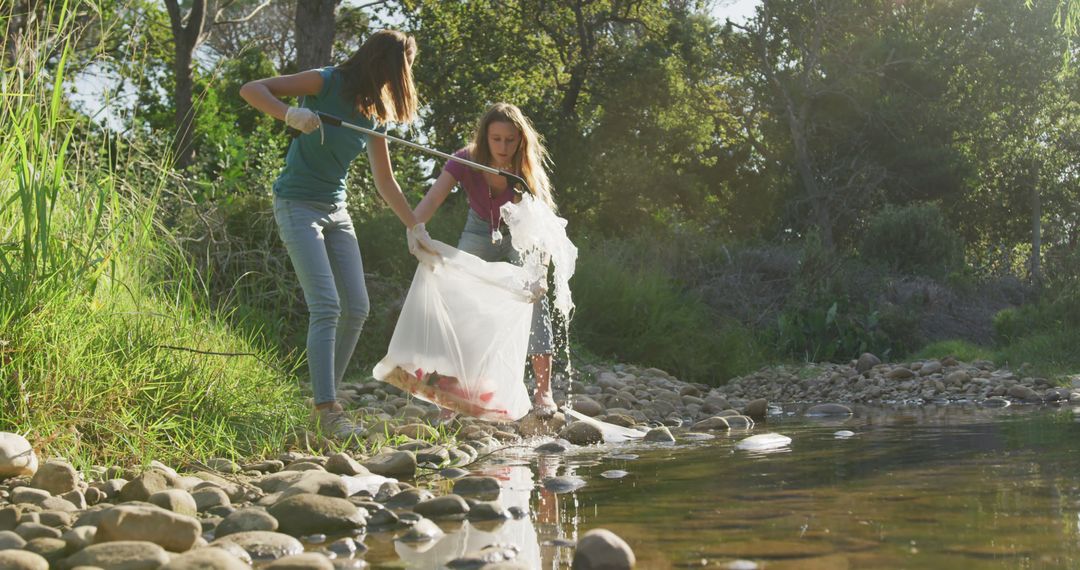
570 240 769 384
911 339 996 363
774 301 891 363
860 203 964 278
0 4 303 467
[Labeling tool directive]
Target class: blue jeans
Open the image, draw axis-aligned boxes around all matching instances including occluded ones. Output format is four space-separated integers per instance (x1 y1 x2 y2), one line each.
457 209 554 355
273 196 369 405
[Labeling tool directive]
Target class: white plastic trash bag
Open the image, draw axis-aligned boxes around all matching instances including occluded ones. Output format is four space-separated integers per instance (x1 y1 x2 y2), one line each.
373 241 535 422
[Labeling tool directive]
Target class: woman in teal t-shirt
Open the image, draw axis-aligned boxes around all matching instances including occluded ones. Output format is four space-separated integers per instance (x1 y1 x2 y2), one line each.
240 30 437 440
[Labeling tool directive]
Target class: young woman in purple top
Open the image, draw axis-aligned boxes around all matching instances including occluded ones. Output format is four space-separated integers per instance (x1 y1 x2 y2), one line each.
413 102 558 416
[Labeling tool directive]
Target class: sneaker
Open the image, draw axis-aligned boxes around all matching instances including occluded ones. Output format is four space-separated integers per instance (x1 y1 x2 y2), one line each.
314 403 365 440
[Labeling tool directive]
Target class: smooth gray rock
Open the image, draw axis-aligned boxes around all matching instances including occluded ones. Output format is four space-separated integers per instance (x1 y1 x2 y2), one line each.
119 471 170 503
192 487 232 512
543 476 586 493
215 507 278 537
805 403 853 416
148 489 199 517
266 494 365 537
29 461 78 495
413 495 470 519
162 547 251 569
397 517 443 543
65 540 171 569
855 353 881 373
22 536 67 565
265 552 335 569
94 504 202 552
14 522 61 541
362 451 417 479
643 426 675 443
572 528 636 570
452 477 501 501
559 422 604 445
210 531 304 563
61 525 97 552
0 432 37 478
324 453 368 476
0 549 48 570
0 529 27 550
691 417 731 431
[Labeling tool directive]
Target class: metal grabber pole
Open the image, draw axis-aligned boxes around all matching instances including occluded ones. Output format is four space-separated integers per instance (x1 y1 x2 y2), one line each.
315 111 530 196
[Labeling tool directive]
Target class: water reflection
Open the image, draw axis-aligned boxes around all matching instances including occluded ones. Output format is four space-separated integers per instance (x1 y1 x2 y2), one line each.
368 406 1080 569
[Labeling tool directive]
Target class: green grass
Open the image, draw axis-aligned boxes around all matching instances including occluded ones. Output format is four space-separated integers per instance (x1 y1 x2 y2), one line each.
570 239 771 384
0 0 306 469
911 340 997 364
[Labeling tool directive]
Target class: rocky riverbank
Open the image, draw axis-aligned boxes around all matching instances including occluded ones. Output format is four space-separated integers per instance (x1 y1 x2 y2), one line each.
0 355 1076 569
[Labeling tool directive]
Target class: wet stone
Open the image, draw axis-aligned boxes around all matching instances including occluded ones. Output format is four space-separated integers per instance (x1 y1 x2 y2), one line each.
397 517 443 543
543 476 586 493
413 494 471 520
466 501 510 521
264 552 335 569
535 439 572 454
805 403 853 416
559 422 604 445
211 530 304 563
692 417 731 431
384 488 434 510
452 476 502 500
572 528 636 570
643 426 675 443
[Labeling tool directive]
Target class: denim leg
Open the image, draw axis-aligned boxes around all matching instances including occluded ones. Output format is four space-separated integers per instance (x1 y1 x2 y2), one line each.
274 197 342 406
324 207 369 386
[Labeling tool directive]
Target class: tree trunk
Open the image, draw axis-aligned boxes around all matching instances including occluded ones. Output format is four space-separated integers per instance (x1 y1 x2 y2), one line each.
784 103 833 251
295 0 338 70
165 0 207 170
1030 158 1042 285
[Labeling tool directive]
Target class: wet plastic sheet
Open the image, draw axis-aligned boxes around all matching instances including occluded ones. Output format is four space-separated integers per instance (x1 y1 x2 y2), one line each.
562 408 648 443
372 241 535 422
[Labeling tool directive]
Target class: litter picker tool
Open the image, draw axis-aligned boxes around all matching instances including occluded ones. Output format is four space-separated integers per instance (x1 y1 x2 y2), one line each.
315 111 530 196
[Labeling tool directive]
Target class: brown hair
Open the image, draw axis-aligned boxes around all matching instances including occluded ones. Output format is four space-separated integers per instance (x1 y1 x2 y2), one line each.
337 30 418 124
469 102 555 209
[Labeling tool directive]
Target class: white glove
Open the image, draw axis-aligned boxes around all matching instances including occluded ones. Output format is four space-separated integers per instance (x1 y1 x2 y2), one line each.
285 106 321 134
407 223 442 267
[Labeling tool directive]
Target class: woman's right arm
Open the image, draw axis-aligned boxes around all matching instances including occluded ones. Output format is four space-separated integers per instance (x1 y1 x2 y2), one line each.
413 170 459 224
239 70 324 121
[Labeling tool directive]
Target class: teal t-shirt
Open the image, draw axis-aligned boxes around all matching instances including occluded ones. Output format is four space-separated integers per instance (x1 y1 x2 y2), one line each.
272 67 387 203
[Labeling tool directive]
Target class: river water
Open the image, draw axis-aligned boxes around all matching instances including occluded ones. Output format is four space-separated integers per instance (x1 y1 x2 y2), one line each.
358 405 1080 569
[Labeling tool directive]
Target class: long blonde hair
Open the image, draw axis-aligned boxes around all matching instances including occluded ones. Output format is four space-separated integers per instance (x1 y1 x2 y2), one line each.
337 30 418 124
469 102 555 210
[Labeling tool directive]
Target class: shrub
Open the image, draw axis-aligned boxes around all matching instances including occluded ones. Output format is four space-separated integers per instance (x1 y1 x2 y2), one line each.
570 241 768 384
860 203 964 278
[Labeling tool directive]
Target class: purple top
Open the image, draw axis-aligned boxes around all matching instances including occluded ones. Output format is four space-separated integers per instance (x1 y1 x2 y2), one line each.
442 148 515 229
